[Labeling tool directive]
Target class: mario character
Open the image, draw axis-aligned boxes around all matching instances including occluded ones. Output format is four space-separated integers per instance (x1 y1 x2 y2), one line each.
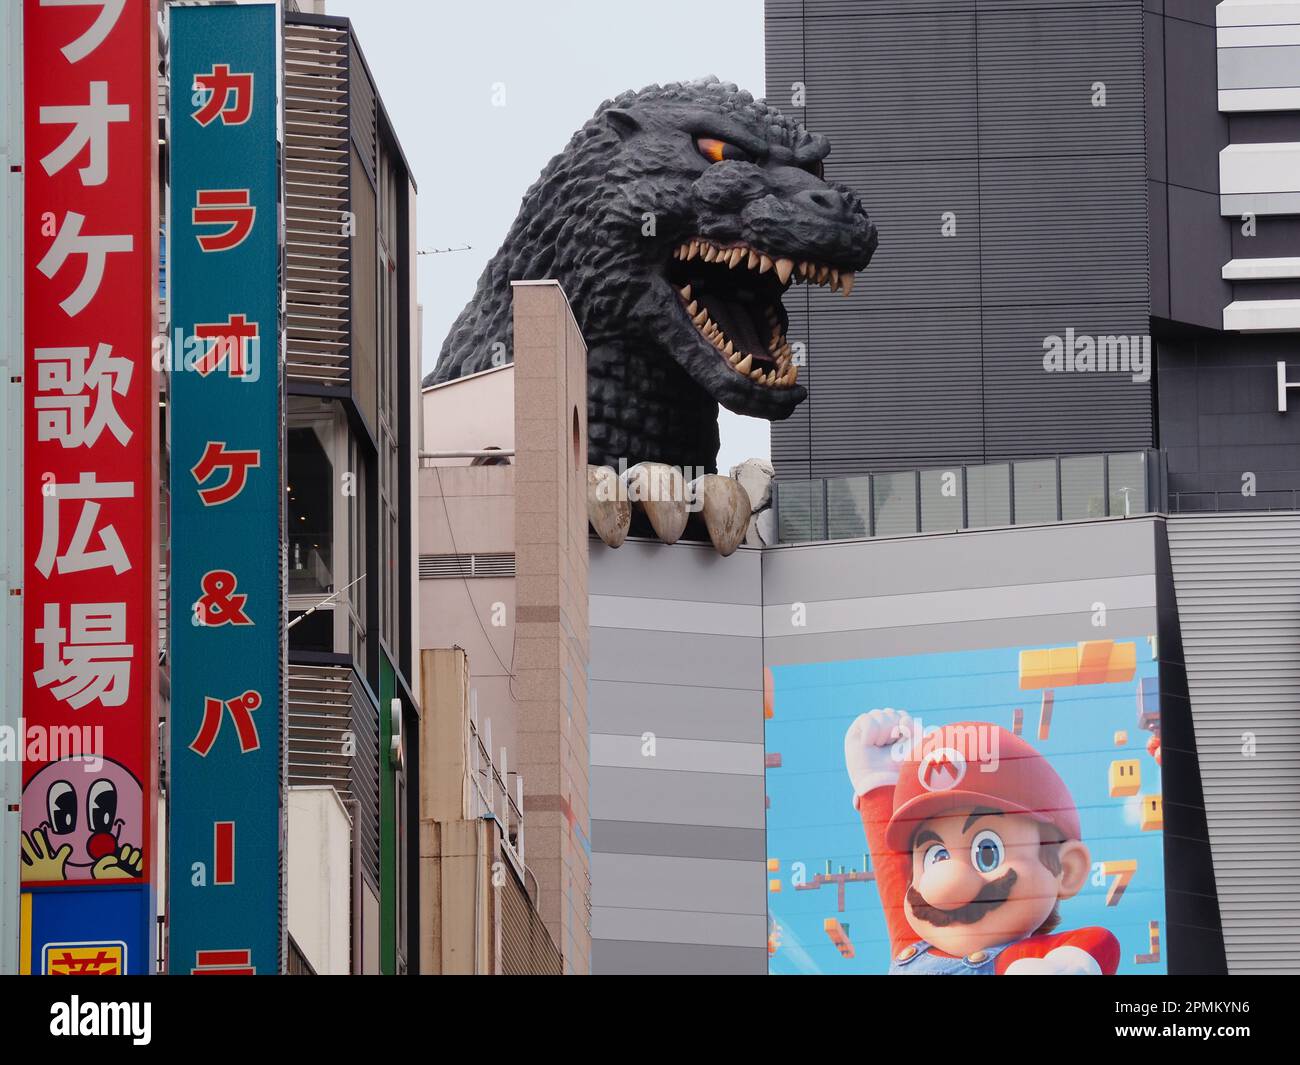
20 756 145 882
845 709 1118 975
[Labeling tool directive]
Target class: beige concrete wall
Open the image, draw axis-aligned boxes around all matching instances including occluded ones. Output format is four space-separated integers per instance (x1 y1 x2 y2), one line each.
416 282 591 974
417 464 517 755
420 364 515 460
511 280 592 974
288 786 353 975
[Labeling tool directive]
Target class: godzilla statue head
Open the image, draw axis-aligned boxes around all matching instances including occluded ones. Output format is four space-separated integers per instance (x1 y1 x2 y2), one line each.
426 76 878 473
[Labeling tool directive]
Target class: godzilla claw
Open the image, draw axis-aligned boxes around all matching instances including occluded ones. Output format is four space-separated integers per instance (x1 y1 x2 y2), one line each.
587 464 631 548
693 474 750 557
624 462 688 545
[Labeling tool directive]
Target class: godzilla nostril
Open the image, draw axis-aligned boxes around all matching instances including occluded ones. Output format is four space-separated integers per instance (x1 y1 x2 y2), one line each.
797 188 842 217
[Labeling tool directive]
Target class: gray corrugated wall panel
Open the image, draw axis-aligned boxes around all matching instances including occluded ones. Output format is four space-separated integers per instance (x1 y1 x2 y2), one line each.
976 7 1146 159
762 517 1159 602
767 0 1153 479
589 541 768 973
589 628 760 690
592 852 767 915
1166 513 1300 973
589 679 765 743
799 11 978 163
592 939 767 976
981 302 1154 459
591 821 767 861
765 608 1160 666
589 537 762 604
590 765 766 830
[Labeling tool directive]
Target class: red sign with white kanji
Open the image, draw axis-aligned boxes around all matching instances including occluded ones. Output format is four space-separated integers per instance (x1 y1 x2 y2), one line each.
22 0 158 890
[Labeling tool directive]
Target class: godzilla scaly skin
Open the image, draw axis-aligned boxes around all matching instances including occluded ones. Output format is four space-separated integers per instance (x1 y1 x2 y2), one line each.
424 77 878 473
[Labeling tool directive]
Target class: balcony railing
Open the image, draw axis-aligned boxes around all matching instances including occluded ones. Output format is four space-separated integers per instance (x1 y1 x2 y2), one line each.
468 704 526 878
1169 488 1300 513
773 450 1162 545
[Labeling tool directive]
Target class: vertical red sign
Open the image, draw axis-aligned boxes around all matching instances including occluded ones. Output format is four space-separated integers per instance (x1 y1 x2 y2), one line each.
21 0 157 920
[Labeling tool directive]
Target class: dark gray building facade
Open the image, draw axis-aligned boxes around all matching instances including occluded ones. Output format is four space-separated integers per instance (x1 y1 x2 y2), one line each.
768 0 1300 505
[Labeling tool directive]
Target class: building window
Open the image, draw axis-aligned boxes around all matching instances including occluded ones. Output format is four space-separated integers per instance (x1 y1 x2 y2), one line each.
287 426 334 597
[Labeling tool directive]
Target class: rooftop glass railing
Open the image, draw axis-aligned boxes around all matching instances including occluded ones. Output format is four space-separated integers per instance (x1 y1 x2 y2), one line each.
772 450 1162 544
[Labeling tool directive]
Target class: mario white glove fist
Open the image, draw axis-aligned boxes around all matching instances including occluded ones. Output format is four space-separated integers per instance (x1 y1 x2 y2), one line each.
844 708 912 802
1003 946 1103 976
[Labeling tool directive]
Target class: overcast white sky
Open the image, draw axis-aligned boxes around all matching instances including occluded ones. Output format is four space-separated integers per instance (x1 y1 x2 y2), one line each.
329 0 771 468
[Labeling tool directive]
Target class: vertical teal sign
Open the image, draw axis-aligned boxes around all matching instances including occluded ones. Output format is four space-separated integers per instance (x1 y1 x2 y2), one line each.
168 3 282 975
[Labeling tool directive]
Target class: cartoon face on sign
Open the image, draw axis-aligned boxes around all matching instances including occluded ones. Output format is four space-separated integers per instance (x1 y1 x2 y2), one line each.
21 757 144 882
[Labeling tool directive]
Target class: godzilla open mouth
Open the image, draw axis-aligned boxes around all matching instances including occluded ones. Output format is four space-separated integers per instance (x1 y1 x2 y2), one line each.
667 237 856 389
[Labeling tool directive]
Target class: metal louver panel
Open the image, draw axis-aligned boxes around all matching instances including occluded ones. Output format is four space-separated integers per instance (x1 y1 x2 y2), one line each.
283 20 351 387
1167 513 1300 974
349 48 377 180
500 861 562 975
287 662 381 890
419 553 516 580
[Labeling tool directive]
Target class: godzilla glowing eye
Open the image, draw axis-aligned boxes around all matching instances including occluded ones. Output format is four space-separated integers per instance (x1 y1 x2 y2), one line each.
695 136 752 164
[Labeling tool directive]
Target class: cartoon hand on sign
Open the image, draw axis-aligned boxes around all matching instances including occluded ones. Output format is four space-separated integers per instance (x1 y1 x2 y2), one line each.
20 827 72 881
93 844 145 880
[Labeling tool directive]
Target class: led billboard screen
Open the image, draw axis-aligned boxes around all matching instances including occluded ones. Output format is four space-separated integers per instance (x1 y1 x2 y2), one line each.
766 638 1166 975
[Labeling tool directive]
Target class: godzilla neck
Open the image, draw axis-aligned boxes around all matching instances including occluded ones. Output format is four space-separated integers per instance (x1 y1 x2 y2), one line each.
586 343 720 474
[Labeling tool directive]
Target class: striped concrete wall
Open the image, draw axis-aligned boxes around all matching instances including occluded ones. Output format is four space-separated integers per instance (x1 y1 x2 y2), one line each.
1167 512 1300 973
764 518 1160 668
588 539 768 974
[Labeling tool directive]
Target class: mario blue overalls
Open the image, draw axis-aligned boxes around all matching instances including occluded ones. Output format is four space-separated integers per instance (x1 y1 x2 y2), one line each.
888 941 1011 975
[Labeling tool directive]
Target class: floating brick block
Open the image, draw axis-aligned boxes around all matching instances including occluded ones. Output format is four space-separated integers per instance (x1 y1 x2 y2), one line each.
1140 794 1163 832
1109 759 1141 797
1105 640 1138 684
1019 648 1075 689
1076 639 1114 685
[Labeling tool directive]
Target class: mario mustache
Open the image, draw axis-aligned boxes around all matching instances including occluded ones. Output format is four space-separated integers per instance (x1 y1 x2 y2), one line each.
906 869 1018 926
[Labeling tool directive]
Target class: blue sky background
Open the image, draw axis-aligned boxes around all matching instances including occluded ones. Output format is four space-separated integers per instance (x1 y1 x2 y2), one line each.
767 639 1167 975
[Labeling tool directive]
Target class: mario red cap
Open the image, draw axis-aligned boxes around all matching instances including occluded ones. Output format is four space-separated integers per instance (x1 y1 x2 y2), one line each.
884 722 1081 851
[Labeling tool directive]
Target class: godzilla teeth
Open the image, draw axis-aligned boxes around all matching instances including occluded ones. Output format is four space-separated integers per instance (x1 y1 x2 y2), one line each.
670 238 854 296
670 237 849 388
